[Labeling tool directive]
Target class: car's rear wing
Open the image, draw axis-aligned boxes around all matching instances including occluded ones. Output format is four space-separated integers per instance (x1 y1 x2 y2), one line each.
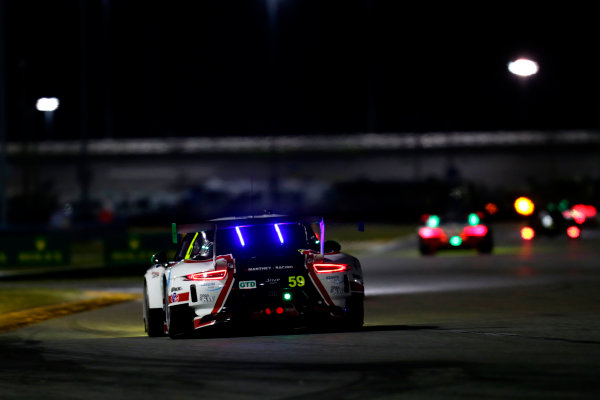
172 215 326 254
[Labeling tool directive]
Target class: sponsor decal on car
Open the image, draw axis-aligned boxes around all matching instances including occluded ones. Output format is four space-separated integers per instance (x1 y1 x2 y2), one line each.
171 286 182 292
325 275 344 284
239 280 257 289
168 292 190 304
197 294 216 303
330 286 345 295
247 266 272 272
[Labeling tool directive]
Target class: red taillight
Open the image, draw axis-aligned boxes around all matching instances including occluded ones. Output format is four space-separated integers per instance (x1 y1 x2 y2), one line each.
265 307 272 315
418 227 443 239
186 269 228 281
521 227 535 240
313 263 349 273
463 225 488 237
275 307 284 315
566 226 581 239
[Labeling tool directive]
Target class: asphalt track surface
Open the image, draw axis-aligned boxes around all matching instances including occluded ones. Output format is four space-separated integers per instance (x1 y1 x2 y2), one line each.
2 230 600 399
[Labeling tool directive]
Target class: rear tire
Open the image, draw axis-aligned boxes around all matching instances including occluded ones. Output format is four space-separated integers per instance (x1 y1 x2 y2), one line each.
344 294 364 330
167 305 195 338
143 283 165 337
477 235 494 254
419 241 435 256
165 283 195 339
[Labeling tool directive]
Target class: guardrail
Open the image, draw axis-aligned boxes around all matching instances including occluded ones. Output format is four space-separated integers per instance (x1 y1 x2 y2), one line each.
5 130 600 156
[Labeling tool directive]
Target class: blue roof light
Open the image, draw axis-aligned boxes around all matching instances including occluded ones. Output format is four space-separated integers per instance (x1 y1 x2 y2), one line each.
235 226 245 247
274 224 284 244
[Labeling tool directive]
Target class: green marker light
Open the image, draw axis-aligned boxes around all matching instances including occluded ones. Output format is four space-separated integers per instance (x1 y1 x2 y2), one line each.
283 292 292 301
450 236 462 247
427 215 440 228
468 213 480 226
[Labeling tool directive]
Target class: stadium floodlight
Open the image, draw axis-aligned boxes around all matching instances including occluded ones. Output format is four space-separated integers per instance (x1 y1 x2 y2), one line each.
36 97 60 112
508 58 539 77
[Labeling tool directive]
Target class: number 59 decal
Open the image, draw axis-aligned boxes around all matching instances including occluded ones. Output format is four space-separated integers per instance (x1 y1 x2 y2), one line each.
288 275 305 287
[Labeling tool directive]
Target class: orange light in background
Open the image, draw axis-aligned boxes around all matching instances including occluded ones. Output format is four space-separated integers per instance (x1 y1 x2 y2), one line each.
521 227 535 240
514 197 535 216
566 226 581 239
485 202 498 215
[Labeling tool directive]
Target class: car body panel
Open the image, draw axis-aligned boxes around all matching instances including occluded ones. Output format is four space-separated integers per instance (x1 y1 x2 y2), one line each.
143 215 364 337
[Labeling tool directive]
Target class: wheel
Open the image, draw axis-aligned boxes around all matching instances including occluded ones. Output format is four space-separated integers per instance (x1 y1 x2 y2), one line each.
419 241 435 256
344 294 364 330
477 235 494 254
167 305 194 338
143 283 165 337
164 284 195 339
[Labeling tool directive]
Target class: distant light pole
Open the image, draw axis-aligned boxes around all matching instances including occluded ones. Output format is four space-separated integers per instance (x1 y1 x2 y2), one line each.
508 57 538 128
36 97 60 137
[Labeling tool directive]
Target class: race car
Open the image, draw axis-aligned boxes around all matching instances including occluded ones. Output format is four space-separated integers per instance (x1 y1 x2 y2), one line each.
143 214 365 338
515 196 598 240
418 211 493 255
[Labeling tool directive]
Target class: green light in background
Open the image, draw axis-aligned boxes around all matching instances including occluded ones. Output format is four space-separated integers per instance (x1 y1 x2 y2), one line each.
558 199 570 212
468 213 480 226
427 215 440 228
283 292 292 301
449 236 462 247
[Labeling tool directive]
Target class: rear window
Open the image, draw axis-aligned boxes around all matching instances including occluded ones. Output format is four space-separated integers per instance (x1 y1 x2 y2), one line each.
216 223 318 258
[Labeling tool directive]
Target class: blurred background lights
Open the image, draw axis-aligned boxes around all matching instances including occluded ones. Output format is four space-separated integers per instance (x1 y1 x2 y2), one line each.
514 197 535 216
566 226 581 239
449 236 462 247
468 213 480 226
36 97 60 112
541 213 554 229
508 58 539 77
521 227 535 240
426 215 440 228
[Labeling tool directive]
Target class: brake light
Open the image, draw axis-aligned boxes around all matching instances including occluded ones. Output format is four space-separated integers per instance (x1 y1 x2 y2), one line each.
521 227 535 240
186 269 228 281
313 263 348 273
566 226 581 239
463 225 488 237
419 227 443 239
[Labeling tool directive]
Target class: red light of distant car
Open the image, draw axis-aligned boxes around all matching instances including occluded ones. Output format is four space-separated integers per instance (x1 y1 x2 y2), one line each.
265 307 272 315
566 226 581 239
418 227 443 239
572 204 597 218
485 202 498 215
463 225 488 237
275 307 284 315
521 227 535 240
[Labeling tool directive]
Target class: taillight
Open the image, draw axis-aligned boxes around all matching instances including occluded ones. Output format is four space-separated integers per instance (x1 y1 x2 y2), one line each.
313 263 349 273
521 227 535 240
463 225 488 237
186 269 228 281
566 226 581 239
419 227 443 239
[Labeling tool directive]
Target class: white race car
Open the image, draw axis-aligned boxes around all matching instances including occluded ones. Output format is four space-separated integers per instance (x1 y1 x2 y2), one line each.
143 215 365 338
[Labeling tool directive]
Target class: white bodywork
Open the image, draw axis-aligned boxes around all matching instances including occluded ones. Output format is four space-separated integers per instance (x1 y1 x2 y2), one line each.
144 250 363 332
143 216 364 336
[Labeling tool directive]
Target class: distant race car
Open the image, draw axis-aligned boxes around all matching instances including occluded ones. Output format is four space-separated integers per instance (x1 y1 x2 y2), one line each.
418 212 493 255
143 214 365 338
515 197 598 240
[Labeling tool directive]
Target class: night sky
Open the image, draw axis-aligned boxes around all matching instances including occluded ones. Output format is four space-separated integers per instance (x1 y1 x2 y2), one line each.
3 1 600 141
